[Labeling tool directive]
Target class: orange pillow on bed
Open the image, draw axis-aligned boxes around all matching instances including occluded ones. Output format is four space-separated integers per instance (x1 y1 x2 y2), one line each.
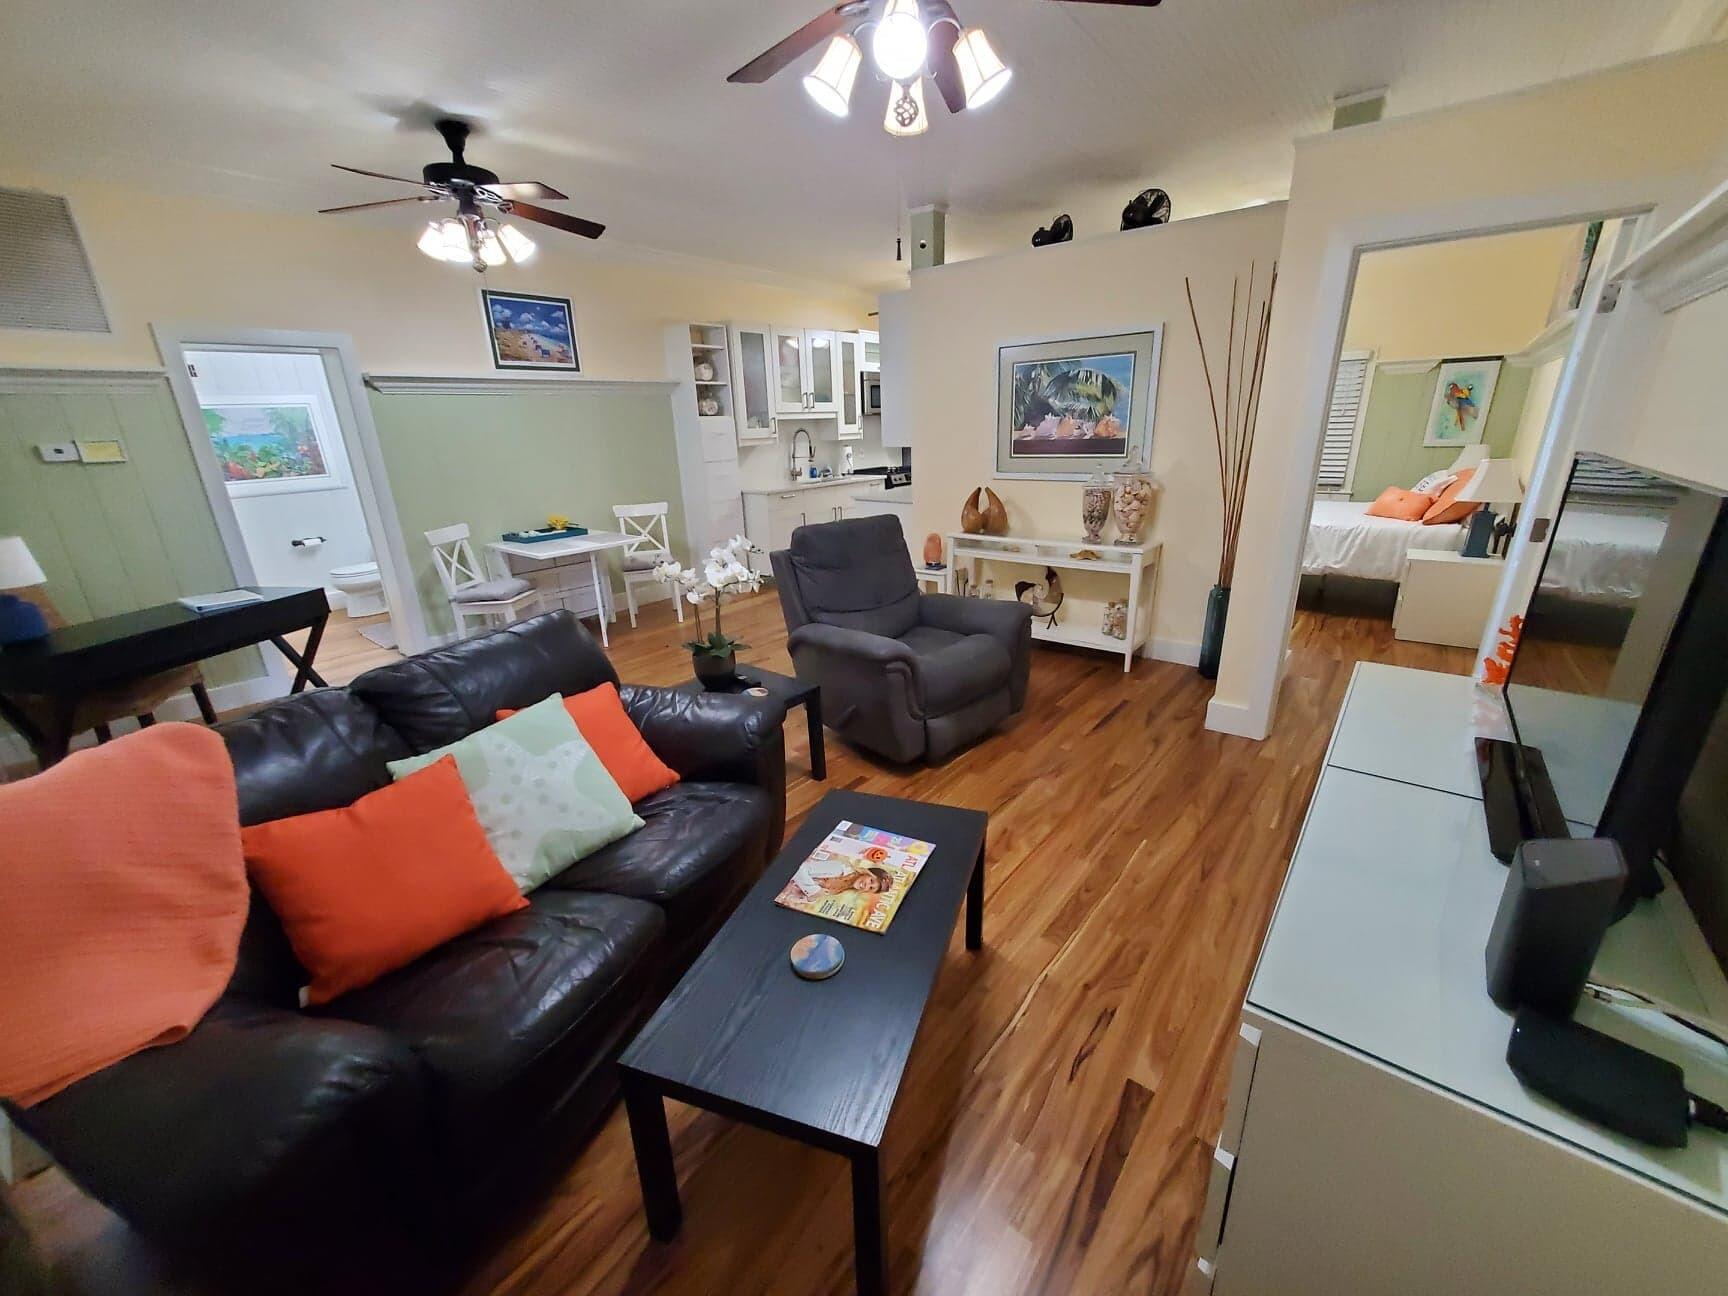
1422 468 1482 525
497 683 680 803
1364 487 1435 521
242 756 526 1005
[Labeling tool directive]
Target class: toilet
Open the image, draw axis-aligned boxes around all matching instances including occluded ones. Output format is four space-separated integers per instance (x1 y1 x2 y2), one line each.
329 562 389 618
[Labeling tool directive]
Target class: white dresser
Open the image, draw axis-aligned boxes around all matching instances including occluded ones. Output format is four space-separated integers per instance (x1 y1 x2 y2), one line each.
1195 663 1728 1294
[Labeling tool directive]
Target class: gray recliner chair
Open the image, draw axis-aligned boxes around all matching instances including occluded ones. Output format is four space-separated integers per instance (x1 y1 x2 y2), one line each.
771 515 1033 763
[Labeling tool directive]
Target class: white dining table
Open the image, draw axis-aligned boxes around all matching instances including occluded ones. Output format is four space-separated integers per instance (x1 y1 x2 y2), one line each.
486 530 635 648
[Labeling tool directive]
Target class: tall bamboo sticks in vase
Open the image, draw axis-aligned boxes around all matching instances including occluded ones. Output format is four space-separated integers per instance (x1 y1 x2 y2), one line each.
1186 262 1277 678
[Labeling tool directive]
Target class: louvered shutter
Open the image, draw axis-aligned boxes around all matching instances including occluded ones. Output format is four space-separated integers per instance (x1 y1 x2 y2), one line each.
1316 351 1371 491
0 188 111 333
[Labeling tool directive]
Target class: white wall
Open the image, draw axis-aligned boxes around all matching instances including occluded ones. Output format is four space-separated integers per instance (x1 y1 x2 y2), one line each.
1211 41 1728 739
189 349 375 602
894 203 1288 659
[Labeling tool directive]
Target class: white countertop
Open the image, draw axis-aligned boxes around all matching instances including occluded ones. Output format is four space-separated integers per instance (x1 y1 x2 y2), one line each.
741 476 871 496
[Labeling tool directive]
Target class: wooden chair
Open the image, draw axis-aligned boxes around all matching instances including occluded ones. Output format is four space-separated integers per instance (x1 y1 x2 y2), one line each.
4 590 218 765
424 523 541 638
612 502 682 629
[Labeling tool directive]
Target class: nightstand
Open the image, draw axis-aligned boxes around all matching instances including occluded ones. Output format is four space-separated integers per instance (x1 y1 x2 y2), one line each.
1393 550 1505 648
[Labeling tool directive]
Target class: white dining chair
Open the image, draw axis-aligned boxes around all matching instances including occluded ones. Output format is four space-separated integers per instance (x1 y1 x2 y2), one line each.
424 523 542 637
612 502 683 628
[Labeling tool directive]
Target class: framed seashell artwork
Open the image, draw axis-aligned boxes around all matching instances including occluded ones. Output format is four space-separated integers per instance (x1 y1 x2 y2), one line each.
994 329 1162 481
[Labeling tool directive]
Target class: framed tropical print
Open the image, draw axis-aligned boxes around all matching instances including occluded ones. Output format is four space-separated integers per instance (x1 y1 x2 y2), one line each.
481 289 580 372
996 329 1161 480
1423 357 1502 448
202 397 338 496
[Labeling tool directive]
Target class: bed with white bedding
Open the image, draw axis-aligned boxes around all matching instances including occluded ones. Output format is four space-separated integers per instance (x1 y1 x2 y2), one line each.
1303 500 1464 582
1304 499 1667 602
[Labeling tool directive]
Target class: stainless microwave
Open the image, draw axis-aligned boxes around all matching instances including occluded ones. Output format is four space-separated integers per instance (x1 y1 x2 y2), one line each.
861 372 882 416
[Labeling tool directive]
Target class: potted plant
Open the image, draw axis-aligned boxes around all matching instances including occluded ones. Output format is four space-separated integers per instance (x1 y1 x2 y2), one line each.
656 535 763 688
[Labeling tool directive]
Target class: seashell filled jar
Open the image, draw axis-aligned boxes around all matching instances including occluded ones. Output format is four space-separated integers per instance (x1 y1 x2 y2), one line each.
1109 467 1154 545
1081 469 1111 544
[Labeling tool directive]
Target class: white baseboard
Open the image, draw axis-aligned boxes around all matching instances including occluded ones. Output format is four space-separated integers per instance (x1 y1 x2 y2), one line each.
1147 636 1202 667
0 674 283 767
1205 694 1269 740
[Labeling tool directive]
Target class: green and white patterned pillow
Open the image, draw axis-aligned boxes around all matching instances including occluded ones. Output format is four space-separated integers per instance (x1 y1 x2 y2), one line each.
386 693 643 893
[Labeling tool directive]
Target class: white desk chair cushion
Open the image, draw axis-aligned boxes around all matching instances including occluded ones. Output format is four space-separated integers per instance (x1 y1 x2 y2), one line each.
612 502 681 628
452 576 533 602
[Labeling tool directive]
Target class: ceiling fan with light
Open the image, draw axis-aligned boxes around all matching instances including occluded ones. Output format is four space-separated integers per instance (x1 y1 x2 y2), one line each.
729 0 1162 136
318 118 604 273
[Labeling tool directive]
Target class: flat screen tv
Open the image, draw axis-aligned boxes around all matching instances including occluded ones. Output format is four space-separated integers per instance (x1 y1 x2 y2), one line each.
1489 452 1728 925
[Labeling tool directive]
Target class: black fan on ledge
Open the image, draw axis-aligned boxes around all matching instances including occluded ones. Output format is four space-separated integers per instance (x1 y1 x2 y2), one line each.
319 118 604 272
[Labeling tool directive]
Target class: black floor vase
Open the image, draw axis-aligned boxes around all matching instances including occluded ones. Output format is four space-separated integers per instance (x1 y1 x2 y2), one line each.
1198 584 1230 680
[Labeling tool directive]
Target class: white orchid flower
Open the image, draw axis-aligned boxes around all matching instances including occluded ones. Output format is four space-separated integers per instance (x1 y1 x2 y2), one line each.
653 559 684 584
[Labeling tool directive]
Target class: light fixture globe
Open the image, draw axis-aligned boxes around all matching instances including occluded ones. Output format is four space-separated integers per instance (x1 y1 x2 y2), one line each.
953 27 1011 109
871 0 927 82
883 78 928 137
803 33 862 116
418 218 471 263
496 222 536 262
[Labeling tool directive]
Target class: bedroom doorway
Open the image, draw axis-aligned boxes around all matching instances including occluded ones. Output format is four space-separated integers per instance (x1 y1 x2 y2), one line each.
1298 216 1636 674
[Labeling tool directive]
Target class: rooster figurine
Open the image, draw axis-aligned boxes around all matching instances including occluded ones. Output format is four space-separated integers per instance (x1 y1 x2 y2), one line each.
1014 566 1064 628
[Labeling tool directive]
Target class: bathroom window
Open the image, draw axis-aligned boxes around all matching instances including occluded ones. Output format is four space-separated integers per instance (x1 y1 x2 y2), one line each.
201 397 343 496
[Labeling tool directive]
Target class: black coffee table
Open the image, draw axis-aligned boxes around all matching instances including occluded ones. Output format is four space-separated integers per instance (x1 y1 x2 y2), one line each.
675 663 825 780
618 790 987 1296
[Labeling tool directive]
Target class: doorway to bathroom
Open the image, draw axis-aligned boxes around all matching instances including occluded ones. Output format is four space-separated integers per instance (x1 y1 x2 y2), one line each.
156 328 423 689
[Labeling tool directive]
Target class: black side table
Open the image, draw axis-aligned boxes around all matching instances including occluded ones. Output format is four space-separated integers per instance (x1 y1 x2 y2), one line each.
675 664 824 780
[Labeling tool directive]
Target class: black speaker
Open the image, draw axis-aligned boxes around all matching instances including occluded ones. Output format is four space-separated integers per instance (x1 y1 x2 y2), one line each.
1484 838 1628 1014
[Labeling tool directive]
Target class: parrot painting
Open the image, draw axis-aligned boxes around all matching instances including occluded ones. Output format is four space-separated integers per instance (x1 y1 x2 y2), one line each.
1444 380 1478 432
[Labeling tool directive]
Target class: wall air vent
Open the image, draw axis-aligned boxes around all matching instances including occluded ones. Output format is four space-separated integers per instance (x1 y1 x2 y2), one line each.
0 187 111 333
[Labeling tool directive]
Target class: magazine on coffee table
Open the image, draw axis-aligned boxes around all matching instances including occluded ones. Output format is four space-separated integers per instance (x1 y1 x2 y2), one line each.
773 820 937 934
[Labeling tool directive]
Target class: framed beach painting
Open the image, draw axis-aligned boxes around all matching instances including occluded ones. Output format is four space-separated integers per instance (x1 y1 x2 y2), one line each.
481 289 580 372
1423 357 1501 448
996 328 1161 480
202 397 338 496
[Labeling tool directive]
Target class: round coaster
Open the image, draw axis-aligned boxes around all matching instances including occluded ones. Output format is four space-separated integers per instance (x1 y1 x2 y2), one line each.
790 933 845 981
744 686 771 698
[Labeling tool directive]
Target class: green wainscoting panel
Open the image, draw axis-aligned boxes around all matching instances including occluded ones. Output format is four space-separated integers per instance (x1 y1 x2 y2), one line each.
368 386 686 640
0 380 265 700
1349 364 1532 501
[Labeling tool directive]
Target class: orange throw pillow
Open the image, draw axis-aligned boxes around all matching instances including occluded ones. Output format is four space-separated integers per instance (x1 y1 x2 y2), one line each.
1422 468 1482 525
497 684 680 802
0 724 248 1107
242 757 526 1005
1364 487 1435 521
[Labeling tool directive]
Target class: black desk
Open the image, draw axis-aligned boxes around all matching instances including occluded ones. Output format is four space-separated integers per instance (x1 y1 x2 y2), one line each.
619 790 987 1296
0 586 330 766
674 663 825 780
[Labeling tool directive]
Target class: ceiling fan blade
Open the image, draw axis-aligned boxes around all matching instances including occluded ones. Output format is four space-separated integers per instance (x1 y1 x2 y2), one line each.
330 163 430 187
925 0 966 113
485 181 569 201
727 1 866 83
506 201 605 240
318 196 438 214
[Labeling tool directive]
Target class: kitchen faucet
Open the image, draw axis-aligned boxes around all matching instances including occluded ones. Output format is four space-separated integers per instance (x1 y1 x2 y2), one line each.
788 427 814 479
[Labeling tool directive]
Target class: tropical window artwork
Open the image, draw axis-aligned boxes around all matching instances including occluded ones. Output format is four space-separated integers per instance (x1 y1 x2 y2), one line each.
995 329 1161 480
203 400 335 493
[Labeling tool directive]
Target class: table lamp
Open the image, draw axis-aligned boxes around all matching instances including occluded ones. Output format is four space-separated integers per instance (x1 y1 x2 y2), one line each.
0 536 50 645
1455 459 1525 559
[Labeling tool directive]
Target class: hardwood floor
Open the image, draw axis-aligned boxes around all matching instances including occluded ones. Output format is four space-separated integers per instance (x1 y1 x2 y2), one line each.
283 608 403 686
10 596 1472 1296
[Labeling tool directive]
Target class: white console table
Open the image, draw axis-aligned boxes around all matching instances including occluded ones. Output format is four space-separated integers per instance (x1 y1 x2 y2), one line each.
1194 662 1728 1294
944 533 1160 672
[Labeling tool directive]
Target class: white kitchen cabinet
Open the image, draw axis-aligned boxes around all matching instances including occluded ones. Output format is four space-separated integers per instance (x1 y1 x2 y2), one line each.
826 332 863 442
771 326 840 416
729 322 777 445
742 480 857 574
860 329 880 372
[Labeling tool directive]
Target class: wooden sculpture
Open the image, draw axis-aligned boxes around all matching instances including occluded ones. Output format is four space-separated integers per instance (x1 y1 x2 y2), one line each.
962 487 1008 536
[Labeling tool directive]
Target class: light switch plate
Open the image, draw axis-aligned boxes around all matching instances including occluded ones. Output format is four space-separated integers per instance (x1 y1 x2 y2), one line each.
36 442 78 462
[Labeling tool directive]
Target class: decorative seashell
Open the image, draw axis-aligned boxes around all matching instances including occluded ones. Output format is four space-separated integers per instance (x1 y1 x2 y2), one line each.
1056 415 1080 439
1095 415 1124 441
1034 415 1060 439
